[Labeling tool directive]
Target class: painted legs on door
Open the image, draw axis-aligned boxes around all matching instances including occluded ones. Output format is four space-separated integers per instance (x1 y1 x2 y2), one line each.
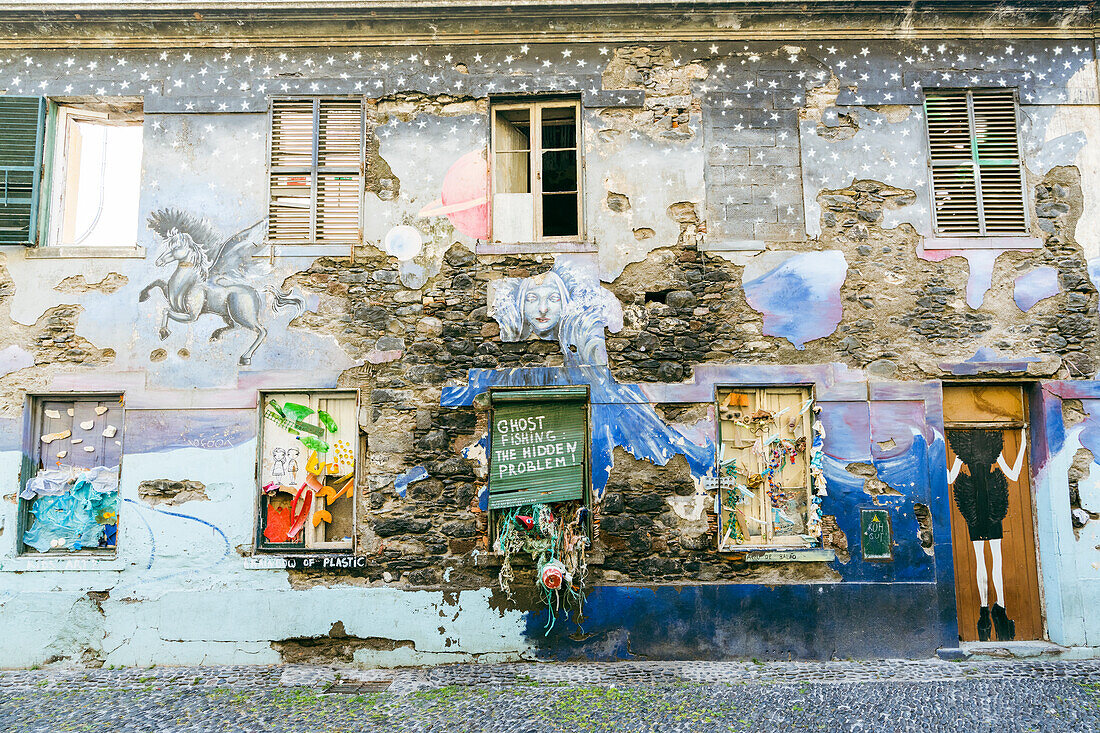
972 539 1015 642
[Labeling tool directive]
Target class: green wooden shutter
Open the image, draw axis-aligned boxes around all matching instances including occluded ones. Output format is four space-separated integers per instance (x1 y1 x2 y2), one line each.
0 97 45 246
489 388 587 509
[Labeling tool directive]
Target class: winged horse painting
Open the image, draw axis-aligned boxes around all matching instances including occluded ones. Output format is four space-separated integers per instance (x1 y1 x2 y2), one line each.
139 208 304 366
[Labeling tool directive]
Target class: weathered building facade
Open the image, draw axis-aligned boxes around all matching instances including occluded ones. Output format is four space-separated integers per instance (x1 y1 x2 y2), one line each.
1 0 1099 666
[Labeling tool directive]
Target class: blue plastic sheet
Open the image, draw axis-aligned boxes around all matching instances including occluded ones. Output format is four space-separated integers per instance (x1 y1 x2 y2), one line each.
23 473 119 552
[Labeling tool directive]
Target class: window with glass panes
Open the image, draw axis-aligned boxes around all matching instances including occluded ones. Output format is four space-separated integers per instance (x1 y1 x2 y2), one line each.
491 99 581 242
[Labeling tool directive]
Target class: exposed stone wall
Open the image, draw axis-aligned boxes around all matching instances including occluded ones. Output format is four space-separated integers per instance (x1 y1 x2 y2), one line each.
1031 166 1097 377
282 155 1100 590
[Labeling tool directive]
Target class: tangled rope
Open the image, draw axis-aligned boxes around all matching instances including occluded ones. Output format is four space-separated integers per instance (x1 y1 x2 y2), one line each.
495 502 589 634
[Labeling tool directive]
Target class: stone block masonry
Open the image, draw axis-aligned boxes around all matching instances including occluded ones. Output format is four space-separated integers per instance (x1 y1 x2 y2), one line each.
704 91 806 247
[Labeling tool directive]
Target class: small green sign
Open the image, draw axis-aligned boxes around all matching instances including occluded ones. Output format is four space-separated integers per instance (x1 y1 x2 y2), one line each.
489 391 587 509
860 508 893 562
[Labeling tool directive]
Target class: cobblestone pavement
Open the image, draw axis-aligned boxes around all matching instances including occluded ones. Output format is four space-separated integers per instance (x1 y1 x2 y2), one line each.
1 659 1099 732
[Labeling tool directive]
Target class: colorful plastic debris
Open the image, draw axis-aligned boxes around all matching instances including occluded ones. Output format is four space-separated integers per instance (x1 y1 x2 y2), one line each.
282 402 315 421
285 485 314 539
298 435 330 453
317 410 338 433
22 471 119 553
263 504 296 543
294 420 325 437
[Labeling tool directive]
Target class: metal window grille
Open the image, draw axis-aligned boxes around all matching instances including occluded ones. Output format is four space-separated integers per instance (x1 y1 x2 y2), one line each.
268 98 364 245
925 88 1028 236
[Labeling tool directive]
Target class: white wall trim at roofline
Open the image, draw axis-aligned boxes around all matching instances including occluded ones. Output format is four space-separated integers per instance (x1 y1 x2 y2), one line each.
0 0 1089 8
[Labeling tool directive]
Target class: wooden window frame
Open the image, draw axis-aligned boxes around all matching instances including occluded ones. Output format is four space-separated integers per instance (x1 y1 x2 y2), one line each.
41 101 144 249
489 97 584 245
16 393 125 557
923 87 1031 246
266 97 365 248
255 389 360 553
715 385 817 551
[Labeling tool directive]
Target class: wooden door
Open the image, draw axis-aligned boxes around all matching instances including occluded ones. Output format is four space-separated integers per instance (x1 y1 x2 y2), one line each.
943 385 1042 642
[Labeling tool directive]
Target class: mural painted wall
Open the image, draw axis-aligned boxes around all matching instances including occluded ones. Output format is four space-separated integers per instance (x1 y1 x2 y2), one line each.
0 15 1096 665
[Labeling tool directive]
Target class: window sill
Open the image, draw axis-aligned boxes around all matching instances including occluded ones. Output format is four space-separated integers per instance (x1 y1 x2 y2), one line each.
719 547 835 562
0 554 122 572
244 553 361 570
24 245 146 259
923 236 1040 251
698 239 767 253
476 240 597 255
473 549 604 567
254 244 352 258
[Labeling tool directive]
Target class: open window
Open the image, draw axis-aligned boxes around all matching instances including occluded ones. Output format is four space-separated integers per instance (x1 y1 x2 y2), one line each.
714 386 823 550
491 99 582 243
17 395 123 555
257 391 358 552
268 98 364 246
44 100 144 248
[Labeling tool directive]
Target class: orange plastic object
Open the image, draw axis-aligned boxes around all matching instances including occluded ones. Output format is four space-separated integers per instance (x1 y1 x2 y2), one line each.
263 505 296 543
285 485 314 539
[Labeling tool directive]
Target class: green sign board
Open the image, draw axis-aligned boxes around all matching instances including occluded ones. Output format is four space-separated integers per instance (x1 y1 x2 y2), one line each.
489 389 587 509
860 507 893 562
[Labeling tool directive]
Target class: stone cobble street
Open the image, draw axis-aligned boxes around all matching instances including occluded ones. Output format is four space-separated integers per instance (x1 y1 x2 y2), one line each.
1 659 1099 732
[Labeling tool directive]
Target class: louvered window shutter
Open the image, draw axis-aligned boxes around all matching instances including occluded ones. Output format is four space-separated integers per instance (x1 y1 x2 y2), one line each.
0 97 46 246
489 388 588 510
925 89 1027 236
269 98 363 245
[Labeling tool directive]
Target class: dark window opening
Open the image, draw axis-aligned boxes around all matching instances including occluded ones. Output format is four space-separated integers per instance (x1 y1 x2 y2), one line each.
492 100 580 242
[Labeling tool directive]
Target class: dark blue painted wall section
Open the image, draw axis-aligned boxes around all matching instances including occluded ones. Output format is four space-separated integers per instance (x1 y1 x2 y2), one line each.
523 584 953 660
448 365 959 658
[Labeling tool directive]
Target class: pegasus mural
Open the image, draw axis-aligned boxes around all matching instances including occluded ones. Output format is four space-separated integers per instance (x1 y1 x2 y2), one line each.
138 209 304 365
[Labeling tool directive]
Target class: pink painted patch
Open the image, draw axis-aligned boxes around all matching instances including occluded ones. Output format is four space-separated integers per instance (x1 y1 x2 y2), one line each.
418 150 489 239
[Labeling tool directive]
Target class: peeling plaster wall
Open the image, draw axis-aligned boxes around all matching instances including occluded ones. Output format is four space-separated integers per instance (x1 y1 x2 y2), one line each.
0 24 1098 665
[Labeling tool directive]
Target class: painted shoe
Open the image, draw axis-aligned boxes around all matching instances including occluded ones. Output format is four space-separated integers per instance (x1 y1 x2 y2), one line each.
991 604 1016 641
977 606 992 641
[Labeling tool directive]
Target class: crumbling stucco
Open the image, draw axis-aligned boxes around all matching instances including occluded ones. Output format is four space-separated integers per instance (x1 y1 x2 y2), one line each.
138 479 208 506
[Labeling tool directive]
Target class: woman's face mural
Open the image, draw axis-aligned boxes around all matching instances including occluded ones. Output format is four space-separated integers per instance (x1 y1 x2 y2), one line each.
490 254 624 367
523 280 564 338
